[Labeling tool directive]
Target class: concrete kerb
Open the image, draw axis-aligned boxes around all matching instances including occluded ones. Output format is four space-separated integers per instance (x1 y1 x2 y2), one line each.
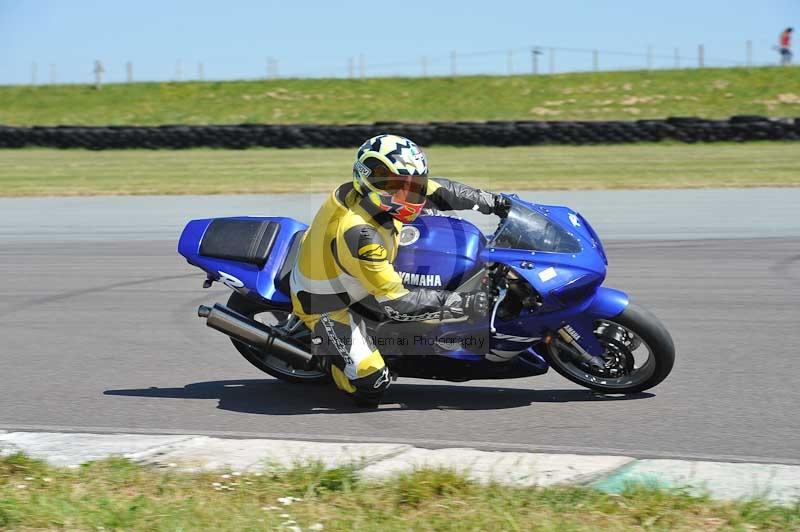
1 431 799 505
0 432 628 486
132 436 414 473
0 431 195 467
359 448 634 487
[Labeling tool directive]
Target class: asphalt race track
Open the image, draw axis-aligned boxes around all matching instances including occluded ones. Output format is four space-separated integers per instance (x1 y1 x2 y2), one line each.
1 189 799 465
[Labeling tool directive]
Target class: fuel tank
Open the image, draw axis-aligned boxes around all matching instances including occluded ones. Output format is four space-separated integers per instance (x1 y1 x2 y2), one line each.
393 215 485 290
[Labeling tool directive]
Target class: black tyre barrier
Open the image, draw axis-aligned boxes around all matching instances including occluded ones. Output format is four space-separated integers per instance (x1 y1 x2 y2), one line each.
0 117 798 150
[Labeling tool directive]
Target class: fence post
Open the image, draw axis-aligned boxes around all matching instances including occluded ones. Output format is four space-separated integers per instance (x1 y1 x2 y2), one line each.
49 64 56 84
531 47 541 74
674 48 680 69
698 45 704 68
93 60 104 90
592 49 599 71
198 62 204 81
358 54 365 79
548 47 555 73
450 50 457 76
647 45 653 70
31 62 37 85
126 61 133 82
175 60 182 81
347 57 354 78
507 50 513 75
421 56 428 77
746 40 753 67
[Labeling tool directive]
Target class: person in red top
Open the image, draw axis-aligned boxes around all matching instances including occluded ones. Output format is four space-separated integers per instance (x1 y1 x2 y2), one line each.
779 27 793 65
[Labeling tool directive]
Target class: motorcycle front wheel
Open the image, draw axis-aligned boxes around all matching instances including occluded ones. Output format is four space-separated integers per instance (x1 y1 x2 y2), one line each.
226 292 329 384
545 303 675 394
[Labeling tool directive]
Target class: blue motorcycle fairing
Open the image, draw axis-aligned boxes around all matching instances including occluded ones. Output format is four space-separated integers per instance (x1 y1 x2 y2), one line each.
178 216 307 306
532 204 598 249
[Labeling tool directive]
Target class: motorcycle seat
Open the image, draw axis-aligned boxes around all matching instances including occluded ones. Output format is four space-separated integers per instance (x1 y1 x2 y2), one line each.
199 218 280 268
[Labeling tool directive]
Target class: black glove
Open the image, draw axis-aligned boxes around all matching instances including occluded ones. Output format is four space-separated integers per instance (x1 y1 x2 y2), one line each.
493 195 512 218
462 290 490 316
443 290 490 319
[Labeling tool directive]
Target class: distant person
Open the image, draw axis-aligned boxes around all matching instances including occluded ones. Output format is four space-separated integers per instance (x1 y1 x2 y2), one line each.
779 27 793 65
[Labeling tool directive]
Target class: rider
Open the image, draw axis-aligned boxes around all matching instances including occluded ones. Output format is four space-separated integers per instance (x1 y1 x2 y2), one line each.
289 134 510 406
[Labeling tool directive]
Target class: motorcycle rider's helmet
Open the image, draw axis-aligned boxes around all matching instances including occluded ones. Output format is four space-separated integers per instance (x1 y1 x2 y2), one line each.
352 134 429 223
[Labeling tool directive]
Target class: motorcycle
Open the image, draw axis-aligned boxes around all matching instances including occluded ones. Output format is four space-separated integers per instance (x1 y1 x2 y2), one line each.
178 194 674 395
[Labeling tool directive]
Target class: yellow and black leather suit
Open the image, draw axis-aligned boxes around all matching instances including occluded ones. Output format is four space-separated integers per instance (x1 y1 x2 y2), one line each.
290 178 495 400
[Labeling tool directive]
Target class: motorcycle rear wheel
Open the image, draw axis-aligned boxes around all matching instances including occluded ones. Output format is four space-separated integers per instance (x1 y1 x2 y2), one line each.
545 303 674 394
226 292 329 384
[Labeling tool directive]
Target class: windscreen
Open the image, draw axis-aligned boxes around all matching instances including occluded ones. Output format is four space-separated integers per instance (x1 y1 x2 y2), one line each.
489 202 581 253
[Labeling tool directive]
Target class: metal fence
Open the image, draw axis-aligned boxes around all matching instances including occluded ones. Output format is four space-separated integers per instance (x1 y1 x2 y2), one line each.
25 40 795 86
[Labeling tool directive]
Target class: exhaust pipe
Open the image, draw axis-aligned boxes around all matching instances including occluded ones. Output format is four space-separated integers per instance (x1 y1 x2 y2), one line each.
197 303 314 370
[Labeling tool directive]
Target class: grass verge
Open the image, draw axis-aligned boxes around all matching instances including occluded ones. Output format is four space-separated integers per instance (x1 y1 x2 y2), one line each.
1 453 798 531
0 143 798 197
1 67 799 126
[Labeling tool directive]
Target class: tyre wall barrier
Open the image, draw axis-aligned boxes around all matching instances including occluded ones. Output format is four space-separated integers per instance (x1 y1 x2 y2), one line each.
0 116 798 149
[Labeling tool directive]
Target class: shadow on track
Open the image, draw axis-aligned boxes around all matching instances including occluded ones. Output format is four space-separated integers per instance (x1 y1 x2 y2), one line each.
104 379 652 415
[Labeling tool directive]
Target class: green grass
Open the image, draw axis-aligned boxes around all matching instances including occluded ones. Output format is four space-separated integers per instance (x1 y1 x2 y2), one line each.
0 143 798 197
1 67 799 126
1 453 797 531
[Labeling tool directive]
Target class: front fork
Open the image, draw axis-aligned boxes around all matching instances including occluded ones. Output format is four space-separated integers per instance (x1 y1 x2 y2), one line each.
547 326 606 369
542 287 631 365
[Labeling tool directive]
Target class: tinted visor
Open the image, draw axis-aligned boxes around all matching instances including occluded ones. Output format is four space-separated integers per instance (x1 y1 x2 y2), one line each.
372 173 427 205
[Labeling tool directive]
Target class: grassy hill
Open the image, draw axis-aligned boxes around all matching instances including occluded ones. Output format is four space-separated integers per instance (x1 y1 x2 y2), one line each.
1 67 799 126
